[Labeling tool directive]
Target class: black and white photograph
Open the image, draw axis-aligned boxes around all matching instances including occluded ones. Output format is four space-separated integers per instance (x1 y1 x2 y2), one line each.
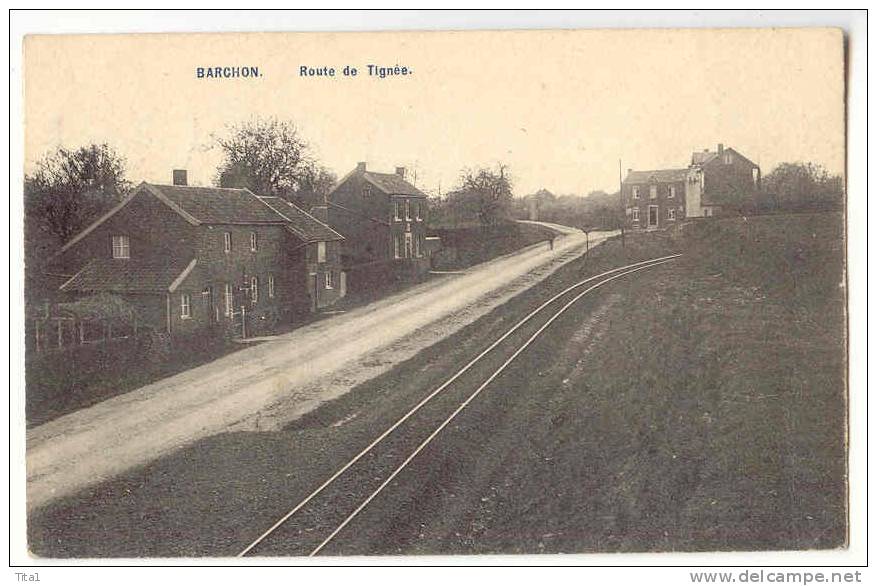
8 9 869 575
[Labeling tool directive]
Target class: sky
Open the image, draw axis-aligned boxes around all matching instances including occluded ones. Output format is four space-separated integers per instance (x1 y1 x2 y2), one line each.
24 28 845 197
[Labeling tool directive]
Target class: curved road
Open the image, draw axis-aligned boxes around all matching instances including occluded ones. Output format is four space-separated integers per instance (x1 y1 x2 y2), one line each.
26 222 616 511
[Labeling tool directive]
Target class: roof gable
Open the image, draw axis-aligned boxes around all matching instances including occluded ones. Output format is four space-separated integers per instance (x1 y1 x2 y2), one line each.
257 197 344 242
363 171 427 197
624 168 689 184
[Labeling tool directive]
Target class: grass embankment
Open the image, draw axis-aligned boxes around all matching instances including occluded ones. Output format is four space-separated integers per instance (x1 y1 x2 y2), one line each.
430 221 558 270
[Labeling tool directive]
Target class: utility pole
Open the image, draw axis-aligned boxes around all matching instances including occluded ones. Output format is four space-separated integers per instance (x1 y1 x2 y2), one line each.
619 158 626 247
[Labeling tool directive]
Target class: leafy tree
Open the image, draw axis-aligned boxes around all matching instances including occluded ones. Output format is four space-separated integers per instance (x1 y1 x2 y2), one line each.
215 117 320 204
294 162 337 209
446 165 514 226
25 143 131 243
761 162 844 211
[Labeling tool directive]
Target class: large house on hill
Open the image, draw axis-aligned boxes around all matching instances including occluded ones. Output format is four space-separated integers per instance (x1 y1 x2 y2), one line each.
50 171 344 336
623 143 761 230
325 162 431 281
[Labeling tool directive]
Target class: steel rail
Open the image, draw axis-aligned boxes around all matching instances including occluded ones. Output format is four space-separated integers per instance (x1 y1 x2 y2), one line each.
237 253 681 557
308 257 678 556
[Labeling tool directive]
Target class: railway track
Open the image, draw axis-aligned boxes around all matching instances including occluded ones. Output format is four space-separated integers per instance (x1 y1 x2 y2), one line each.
236 253 681 557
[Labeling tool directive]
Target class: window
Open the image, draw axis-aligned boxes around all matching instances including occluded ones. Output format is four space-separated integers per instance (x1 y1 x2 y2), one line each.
415 202 422 221
111 235 130 259
250 232 258 252
362 184 372 197
404 232 413 258
393 234 401 259
181 294 191 319
649 185 657 199
325 271 334 289
250 276 259 304
268 274 275 298
724 152 733 165
224 232 232 253
225 283 233 316
704 208 713 217
667 208 677 220
415 234 422 257
632 208 640 221
632 186 640 199
404 199 411 220
317 241 326 263
668 186 676 199
394 201 402 221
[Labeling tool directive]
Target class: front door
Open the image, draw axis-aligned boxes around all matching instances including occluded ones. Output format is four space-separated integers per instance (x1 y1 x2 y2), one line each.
648 205 659 228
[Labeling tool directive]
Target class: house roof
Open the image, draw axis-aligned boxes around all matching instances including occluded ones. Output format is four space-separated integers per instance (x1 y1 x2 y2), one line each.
624 168 689 184
257 197 344 242
58 182 342 255
691 151 718 165
60 258 199 294
144 184 284 224
363 171 427 197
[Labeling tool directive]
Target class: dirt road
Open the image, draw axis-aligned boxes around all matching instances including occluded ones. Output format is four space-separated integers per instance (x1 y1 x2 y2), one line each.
27 223 615 511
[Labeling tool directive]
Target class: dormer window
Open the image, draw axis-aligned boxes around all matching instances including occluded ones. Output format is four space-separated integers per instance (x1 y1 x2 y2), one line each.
111 235 130 259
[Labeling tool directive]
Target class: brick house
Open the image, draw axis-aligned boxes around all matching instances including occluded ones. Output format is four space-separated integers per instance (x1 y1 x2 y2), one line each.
623 144 761 230
50 171 344 335
325 162 431 281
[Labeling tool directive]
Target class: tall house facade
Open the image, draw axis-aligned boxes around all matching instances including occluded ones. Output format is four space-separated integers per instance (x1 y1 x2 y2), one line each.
623 144 761 229
325 162 430 280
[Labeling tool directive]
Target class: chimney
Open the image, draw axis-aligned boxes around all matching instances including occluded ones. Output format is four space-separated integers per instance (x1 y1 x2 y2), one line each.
173 169 188 186
718 143 724 155
356 161 367 172
395 166 406 179
309 205 329 223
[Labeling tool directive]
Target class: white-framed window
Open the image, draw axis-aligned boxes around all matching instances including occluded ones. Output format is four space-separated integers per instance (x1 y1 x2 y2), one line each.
724 152 733 165
325 271 334 289
250 231 258 252
268 273 275 298
317 241 327 263
668 186 676 198
415 202 422 221
111 235 130 259
362 184 372 197
181 293 191 319
404 199 411 221
224 232 232 253
632 208 640 221
393 234 401 259
704 207 713 217
667 208 677 220
224 283 233 316
404 232 413 258
649 185 657 199
250 276 259 304
415 234 422 257
394 200 402 221
632 186 640 199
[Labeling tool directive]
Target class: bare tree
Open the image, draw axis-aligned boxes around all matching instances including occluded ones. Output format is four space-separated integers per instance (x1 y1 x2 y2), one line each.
215 117 318 202
25 144 131 243
446 164 515 226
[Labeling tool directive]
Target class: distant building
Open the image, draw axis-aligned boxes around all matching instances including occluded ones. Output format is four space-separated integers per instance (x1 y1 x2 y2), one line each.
623 143 761 230
50 171 344 335
325 162 431 281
